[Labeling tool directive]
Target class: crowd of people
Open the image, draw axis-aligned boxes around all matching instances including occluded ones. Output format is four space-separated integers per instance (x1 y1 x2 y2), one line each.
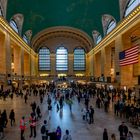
0 82 139 140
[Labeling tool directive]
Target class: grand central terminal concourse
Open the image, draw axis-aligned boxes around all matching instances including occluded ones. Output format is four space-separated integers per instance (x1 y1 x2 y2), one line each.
0 0 140 140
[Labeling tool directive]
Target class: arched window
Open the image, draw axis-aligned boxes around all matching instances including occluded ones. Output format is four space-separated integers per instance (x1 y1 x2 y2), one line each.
39 47 50 70
0 6 3 16
96 34 102 44
106 20 116 34
74 48 85 71
56 47 68 71
10 20 19 33
124 0 140 17
23 35 29 44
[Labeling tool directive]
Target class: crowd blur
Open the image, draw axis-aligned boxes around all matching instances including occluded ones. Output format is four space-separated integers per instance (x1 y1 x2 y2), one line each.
0 81 140 140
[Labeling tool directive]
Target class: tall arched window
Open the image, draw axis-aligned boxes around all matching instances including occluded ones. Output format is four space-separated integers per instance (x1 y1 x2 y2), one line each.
74 48 85 71
56 47 68 71
96 34 102 44
106 20 116 34
10 20 19 33
0 6 3 16
39 47 50 70
124 0 140 17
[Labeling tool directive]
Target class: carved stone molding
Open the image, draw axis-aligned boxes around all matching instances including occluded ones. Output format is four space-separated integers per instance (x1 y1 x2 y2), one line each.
10 13 24 36
31 26 94 53
0 0 7 18
92 30 101 45
24 30 32 44
119 0 129 19
102 14 116 36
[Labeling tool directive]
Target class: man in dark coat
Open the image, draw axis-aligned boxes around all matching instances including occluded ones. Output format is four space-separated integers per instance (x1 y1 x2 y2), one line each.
118 122 128 140
48 131 57 140
89 106 94 124
9 109 15 126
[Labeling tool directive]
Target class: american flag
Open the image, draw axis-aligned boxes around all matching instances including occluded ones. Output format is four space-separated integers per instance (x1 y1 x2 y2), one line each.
119 45 139 66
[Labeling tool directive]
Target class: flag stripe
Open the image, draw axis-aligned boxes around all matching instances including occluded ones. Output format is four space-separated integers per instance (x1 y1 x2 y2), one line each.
126 49 138 55
120 58 138 64
120 60 138 66
119 45 139 66
120 54 138 62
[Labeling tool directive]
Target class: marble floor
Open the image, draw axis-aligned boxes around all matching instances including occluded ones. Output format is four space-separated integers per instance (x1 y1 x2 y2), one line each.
0 93 140 140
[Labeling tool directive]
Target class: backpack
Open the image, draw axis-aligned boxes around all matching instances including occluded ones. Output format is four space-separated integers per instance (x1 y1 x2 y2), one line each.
41 125 46 134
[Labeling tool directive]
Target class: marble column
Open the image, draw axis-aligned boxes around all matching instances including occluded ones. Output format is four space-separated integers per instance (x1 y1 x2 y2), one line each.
88 53 94 76
104 47 111 78
24 52 30 76
101 48 105 77
68 53 73 76
0 33 11 88
5 34 11 76
95 51 101 77
114 36 123 84
13 46 22 75
50 53 56 77
0 34 6 74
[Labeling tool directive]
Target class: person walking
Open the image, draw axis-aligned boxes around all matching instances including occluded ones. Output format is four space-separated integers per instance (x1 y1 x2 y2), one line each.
9 109 15 126
118 122 128 140
103 128 108 140
24 93 28 104
48 129 57 140
127 131 133 140
56 126 62 140
89 106 94 124
62 129 72 140
36 106 42 120
1 110 8 128
0 114 4 138
19 116 26 140
29 113 36 138
41 120 48 140
68 99 73 112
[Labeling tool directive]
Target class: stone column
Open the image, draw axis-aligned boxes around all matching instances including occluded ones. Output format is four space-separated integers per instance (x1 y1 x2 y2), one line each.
86 54 89 76
114 36 123 84
68 53 73 76
0 35 6 74
14 46 22 75
24 52 30 76
104 47 111 78
50 53 56 76
31 55 36 76
18 48 24 89
5 34 11 76
95 51 101 77
2 34 11 88
88 53 94 76
93 55 96 77
21 48 24 76
35 55 38 76
101 48 105 77
5 34 12 90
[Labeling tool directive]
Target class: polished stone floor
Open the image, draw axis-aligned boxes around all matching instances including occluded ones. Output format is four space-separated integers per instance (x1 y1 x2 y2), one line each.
0 93 140 140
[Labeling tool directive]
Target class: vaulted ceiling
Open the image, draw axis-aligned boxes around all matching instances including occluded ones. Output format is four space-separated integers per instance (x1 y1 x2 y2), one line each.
7 0 120 39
